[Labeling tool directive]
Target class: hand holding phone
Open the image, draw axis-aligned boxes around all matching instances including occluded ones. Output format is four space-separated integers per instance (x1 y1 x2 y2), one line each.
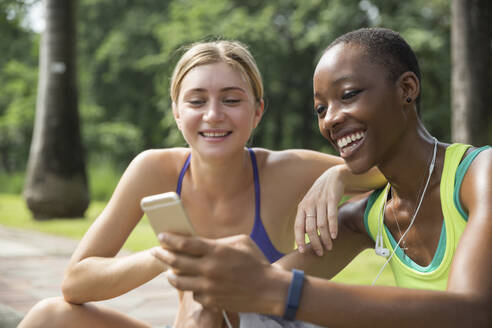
141 191 195 237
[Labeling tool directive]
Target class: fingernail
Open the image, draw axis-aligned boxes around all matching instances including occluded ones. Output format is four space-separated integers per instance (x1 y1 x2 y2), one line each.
331 232 337 239
316 250 323 256
298 245 305 253
165 269 176 280
158 233 165 241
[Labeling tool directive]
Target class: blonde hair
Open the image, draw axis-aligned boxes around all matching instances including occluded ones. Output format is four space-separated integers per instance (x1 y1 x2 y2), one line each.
170 40 264 104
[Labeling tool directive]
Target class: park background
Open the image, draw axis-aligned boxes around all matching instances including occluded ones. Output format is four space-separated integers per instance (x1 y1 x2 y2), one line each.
0 0 491 319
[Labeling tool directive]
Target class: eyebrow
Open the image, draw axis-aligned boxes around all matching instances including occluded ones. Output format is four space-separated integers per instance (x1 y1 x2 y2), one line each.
332 74 356 85
221 86 247 93
313 74 357 97
184 86 247 94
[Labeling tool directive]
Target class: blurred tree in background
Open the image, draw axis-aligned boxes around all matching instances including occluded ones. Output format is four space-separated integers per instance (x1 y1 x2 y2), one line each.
451 0 491 146
1 0 490 202
24 0 89 219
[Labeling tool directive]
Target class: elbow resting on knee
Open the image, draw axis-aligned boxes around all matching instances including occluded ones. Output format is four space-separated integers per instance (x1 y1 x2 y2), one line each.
61 277 84 305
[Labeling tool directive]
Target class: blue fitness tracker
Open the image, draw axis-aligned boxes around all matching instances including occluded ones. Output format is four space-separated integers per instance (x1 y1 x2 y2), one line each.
283 269 305 321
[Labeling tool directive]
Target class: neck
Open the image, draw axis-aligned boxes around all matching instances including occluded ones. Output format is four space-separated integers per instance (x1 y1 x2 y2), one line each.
188 148 253 200
378 122 438 202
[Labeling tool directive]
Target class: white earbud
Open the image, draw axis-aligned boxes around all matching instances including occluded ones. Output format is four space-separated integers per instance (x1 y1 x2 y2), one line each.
375 229 390 257
375 245 390 257
375 186 390 258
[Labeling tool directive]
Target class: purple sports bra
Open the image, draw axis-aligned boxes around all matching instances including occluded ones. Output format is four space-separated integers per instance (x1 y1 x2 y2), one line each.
176 148 284 263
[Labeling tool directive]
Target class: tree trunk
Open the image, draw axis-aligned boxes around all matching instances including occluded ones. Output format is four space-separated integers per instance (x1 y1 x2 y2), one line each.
24 0 89 219
451 0 492 146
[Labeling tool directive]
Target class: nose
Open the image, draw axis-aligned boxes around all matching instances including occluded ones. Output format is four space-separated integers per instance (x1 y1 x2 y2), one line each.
321 104 345 132
202 100 225 123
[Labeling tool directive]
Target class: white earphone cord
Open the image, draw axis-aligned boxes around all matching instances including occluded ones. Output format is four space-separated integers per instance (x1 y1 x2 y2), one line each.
222 310 233 328
372 138 437 286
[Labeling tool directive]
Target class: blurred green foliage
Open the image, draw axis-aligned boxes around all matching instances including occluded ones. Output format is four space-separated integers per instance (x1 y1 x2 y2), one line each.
86 159 122 201
0 0 39 172
1 0 453 196
0 170 25 194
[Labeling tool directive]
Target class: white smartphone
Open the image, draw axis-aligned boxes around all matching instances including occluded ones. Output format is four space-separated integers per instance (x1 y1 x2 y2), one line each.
140 191 195 236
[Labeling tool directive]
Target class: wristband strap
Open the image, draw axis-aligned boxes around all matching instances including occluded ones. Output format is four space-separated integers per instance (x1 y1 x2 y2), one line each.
283 269 305 321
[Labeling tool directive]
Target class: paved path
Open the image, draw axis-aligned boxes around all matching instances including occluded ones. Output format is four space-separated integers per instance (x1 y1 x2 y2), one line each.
0 225 179 327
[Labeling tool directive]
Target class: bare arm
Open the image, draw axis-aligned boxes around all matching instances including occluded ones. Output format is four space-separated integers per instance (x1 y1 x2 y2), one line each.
62 150 177 303
63 250 165 303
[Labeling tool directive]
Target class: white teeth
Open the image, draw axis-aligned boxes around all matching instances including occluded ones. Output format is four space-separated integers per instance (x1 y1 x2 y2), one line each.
337 131 365 149
202 131 228 137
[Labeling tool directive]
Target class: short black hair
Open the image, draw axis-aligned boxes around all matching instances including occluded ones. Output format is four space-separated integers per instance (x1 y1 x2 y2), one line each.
326 27 422 111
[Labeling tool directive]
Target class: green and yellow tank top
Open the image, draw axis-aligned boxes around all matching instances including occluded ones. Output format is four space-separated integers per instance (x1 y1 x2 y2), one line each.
363 143 490 290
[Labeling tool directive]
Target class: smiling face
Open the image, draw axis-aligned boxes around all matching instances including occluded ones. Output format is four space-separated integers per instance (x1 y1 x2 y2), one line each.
313 43 407 173
174 62 263 159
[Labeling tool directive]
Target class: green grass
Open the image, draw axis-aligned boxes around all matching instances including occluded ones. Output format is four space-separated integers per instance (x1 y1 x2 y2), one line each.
0 192 395 286
0 193 157 252
0 171 25 194
0 159 124 203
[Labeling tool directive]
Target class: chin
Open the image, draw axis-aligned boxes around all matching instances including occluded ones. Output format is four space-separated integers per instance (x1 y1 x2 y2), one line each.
197 145 241 160
345 158 373 175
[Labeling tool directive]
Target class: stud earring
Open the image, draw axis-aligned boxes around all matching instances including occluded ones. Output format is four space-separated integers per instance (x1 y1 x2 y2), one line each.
406 97 412 103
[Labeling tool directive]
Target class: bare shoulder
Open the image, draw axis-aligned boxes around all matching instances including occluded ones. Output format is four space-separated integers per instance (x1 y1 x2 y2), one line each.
460 146 492 218
131 147 190 175
251 147 343 175
119 147 191 195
